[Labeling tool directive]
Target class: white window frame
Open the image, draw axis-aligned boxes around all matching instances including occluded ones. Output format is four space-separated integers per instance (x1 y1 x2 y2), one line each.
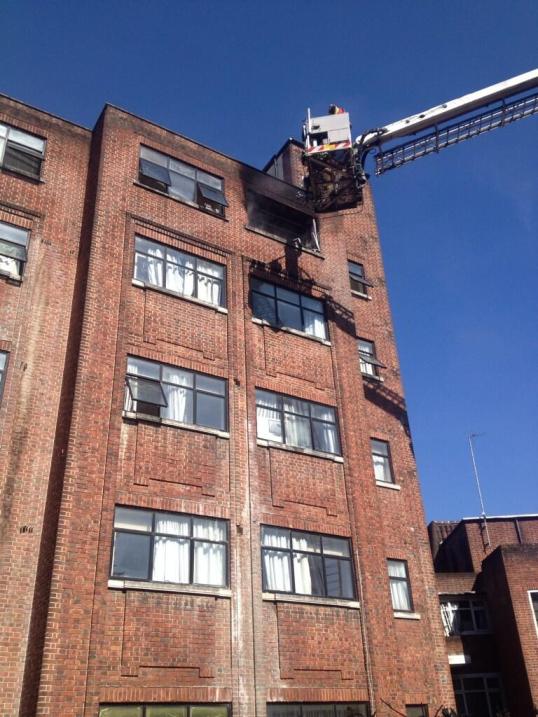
529 590 538 635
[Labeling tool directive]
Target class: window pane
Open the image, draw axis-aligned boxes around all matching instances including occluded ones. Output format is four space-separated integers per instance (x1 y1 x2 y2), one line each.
388 560 407 578
474 605 488 630
303 310 327 339
301 295 323 312
162 367 194 387
198 184 228 207
196 374 226 395
127 356 160 379
283 397 310 416
277 301 302 331
267 707 301 717
312 420 339 454
146 706 188 717
166 264 196 296
322 536 350 557
152 537 190 583
190 707 229 717
112 532 151 580
169 171 196 202
251 279 275 296
406 707 427 717
140 146 168 166
257 405 283 442
263 549 292 592
193 541 226 586
289 533 319 554
134 252 164 286
371 439 388 457
197 273 223 305
253 292 277 325
0 221 29 246
196 170 223 190
196 392 226 430
358 339 374 356
155 513 190 536
373 454 391 483
126 376 167 407
114 507 153 532
256 389 281 409
293 553 324 595
99 708 143 717
310 404 335 422
0 352 6 370
276 286 300 305
336 705 369 717
262 526 290 549
193 517 226 542
161 384 193 423
169 159 196 178
303 705 334 717
284 413 312 449
8 128 45 152
325 558 354 598
139 158 171 185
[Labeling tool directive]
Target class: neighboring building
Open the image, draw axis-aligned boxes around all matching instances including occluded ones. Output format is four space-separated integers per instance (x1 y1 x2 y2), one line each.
429 515 538 716
0 93 456 716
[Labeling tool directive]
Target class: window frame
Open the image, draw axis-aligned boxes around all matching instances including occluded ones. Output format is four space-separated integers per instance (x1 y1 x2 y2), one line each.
266 703 370 717
124 357 228 433
99 703 231 717
0 351 9 402
261 525 356 600
370 438 394 484
0 220 30 280
110 506 229 588
0 122 46 181
440 597 490 636
528 590 538 634
133 235 226 307
453 673 506 717
358 338 385 379
387 558 414 613
406 707 428 717
250 277 328 340
348 260 372 297
138 145 227 217
255 388 341 456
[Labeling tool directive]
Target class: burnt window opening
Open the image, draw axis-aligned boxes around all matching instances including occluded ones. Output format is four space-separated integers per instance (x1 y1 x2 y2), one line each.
247 191 319 252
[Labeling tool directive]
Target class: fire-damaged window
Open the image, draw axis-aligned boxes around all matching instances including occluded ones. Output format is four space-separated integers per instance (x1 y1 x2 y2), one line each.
262 526 355 599
110 506 228 588
138 146 228 217
0 221 29 280
246 191 320 251
440 597 489 635
124 356 227 432
267 703 369 717
0 123 45 180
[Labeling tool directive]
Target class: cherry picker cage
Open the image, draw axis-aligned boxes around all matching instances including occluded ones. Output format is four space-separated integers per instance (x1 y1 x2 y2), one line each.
302 69 538 213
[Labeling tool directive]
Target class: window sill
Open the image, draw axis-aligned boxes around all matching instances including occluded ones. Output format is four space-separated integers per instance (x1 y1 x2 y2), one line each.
262 591 360 609
351 289 372 301
132 278 228 313
256 438 343 463
361 372 384 383
108 578 232 598
134 181 229 221
245 225 323 259
122 411 230 439
251 317 330 346
394 611 421 620
375 480 401 491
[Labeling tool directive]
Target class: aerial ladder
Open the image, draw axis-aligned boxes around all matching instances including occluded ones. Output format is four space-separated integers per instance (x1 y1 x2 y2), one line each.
302 69 538 212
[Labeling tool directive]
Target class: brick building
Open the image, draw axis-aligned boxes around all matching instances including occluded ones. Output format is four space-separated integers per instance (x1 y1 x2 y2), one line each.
0 94 456 716
429 515 538 716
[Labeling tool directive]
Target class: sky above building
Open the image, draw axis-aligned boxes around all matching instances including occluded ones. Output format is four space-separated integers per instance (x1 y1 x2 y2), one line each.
2 0 537 521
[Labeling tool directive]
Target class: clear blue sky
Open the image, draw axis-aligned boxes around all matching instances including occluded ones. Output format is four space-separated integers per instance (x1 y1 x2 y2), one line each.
3 0 536 521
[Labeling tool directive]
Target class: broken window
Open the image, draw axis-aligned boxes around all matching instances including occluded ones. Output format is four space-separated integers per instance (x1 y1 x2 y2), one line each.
0 123 45 180
440 598 489 636
0 221 29 280
246 191 319 251
139 146 228 216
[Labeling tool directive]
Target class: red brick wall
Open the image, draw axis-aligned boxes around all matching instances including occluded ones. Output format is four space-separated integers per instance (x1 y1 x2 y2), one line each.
0 102 454 716
0 97 91 715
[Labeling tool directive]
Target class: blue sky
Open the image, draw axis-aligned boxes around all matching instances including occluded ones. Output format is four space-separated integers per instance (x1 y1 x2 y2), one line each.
2 0 537 521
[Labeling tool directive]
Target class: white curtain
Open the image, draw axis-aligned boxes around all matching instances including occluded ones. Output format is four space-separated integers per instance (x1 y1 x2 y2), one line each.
197 274 222 305
257 406 283 442
373 454 388 482
193 541 225 586
134 238 164 287
152 537 189 583
263 550 291 592
390 580 411 611
313 421 338 454
0 255 20 279
166 263 195 297
161 384 191 423
304 310 326 339
284 414 312 449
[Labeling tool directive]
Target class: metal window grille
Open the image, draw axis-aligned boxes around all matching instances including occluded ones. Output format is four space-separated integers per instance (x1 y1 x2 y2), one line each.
255 389 341 455
251 278 327 339
111 506 229 588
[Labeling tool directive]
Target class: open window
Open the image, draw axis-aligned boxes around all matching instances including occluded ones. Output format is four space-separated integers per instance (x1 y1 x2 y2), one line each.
246 191 319 251
358 339 385 379
0 221 29 280
139 146 228 216
0 123 45 180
